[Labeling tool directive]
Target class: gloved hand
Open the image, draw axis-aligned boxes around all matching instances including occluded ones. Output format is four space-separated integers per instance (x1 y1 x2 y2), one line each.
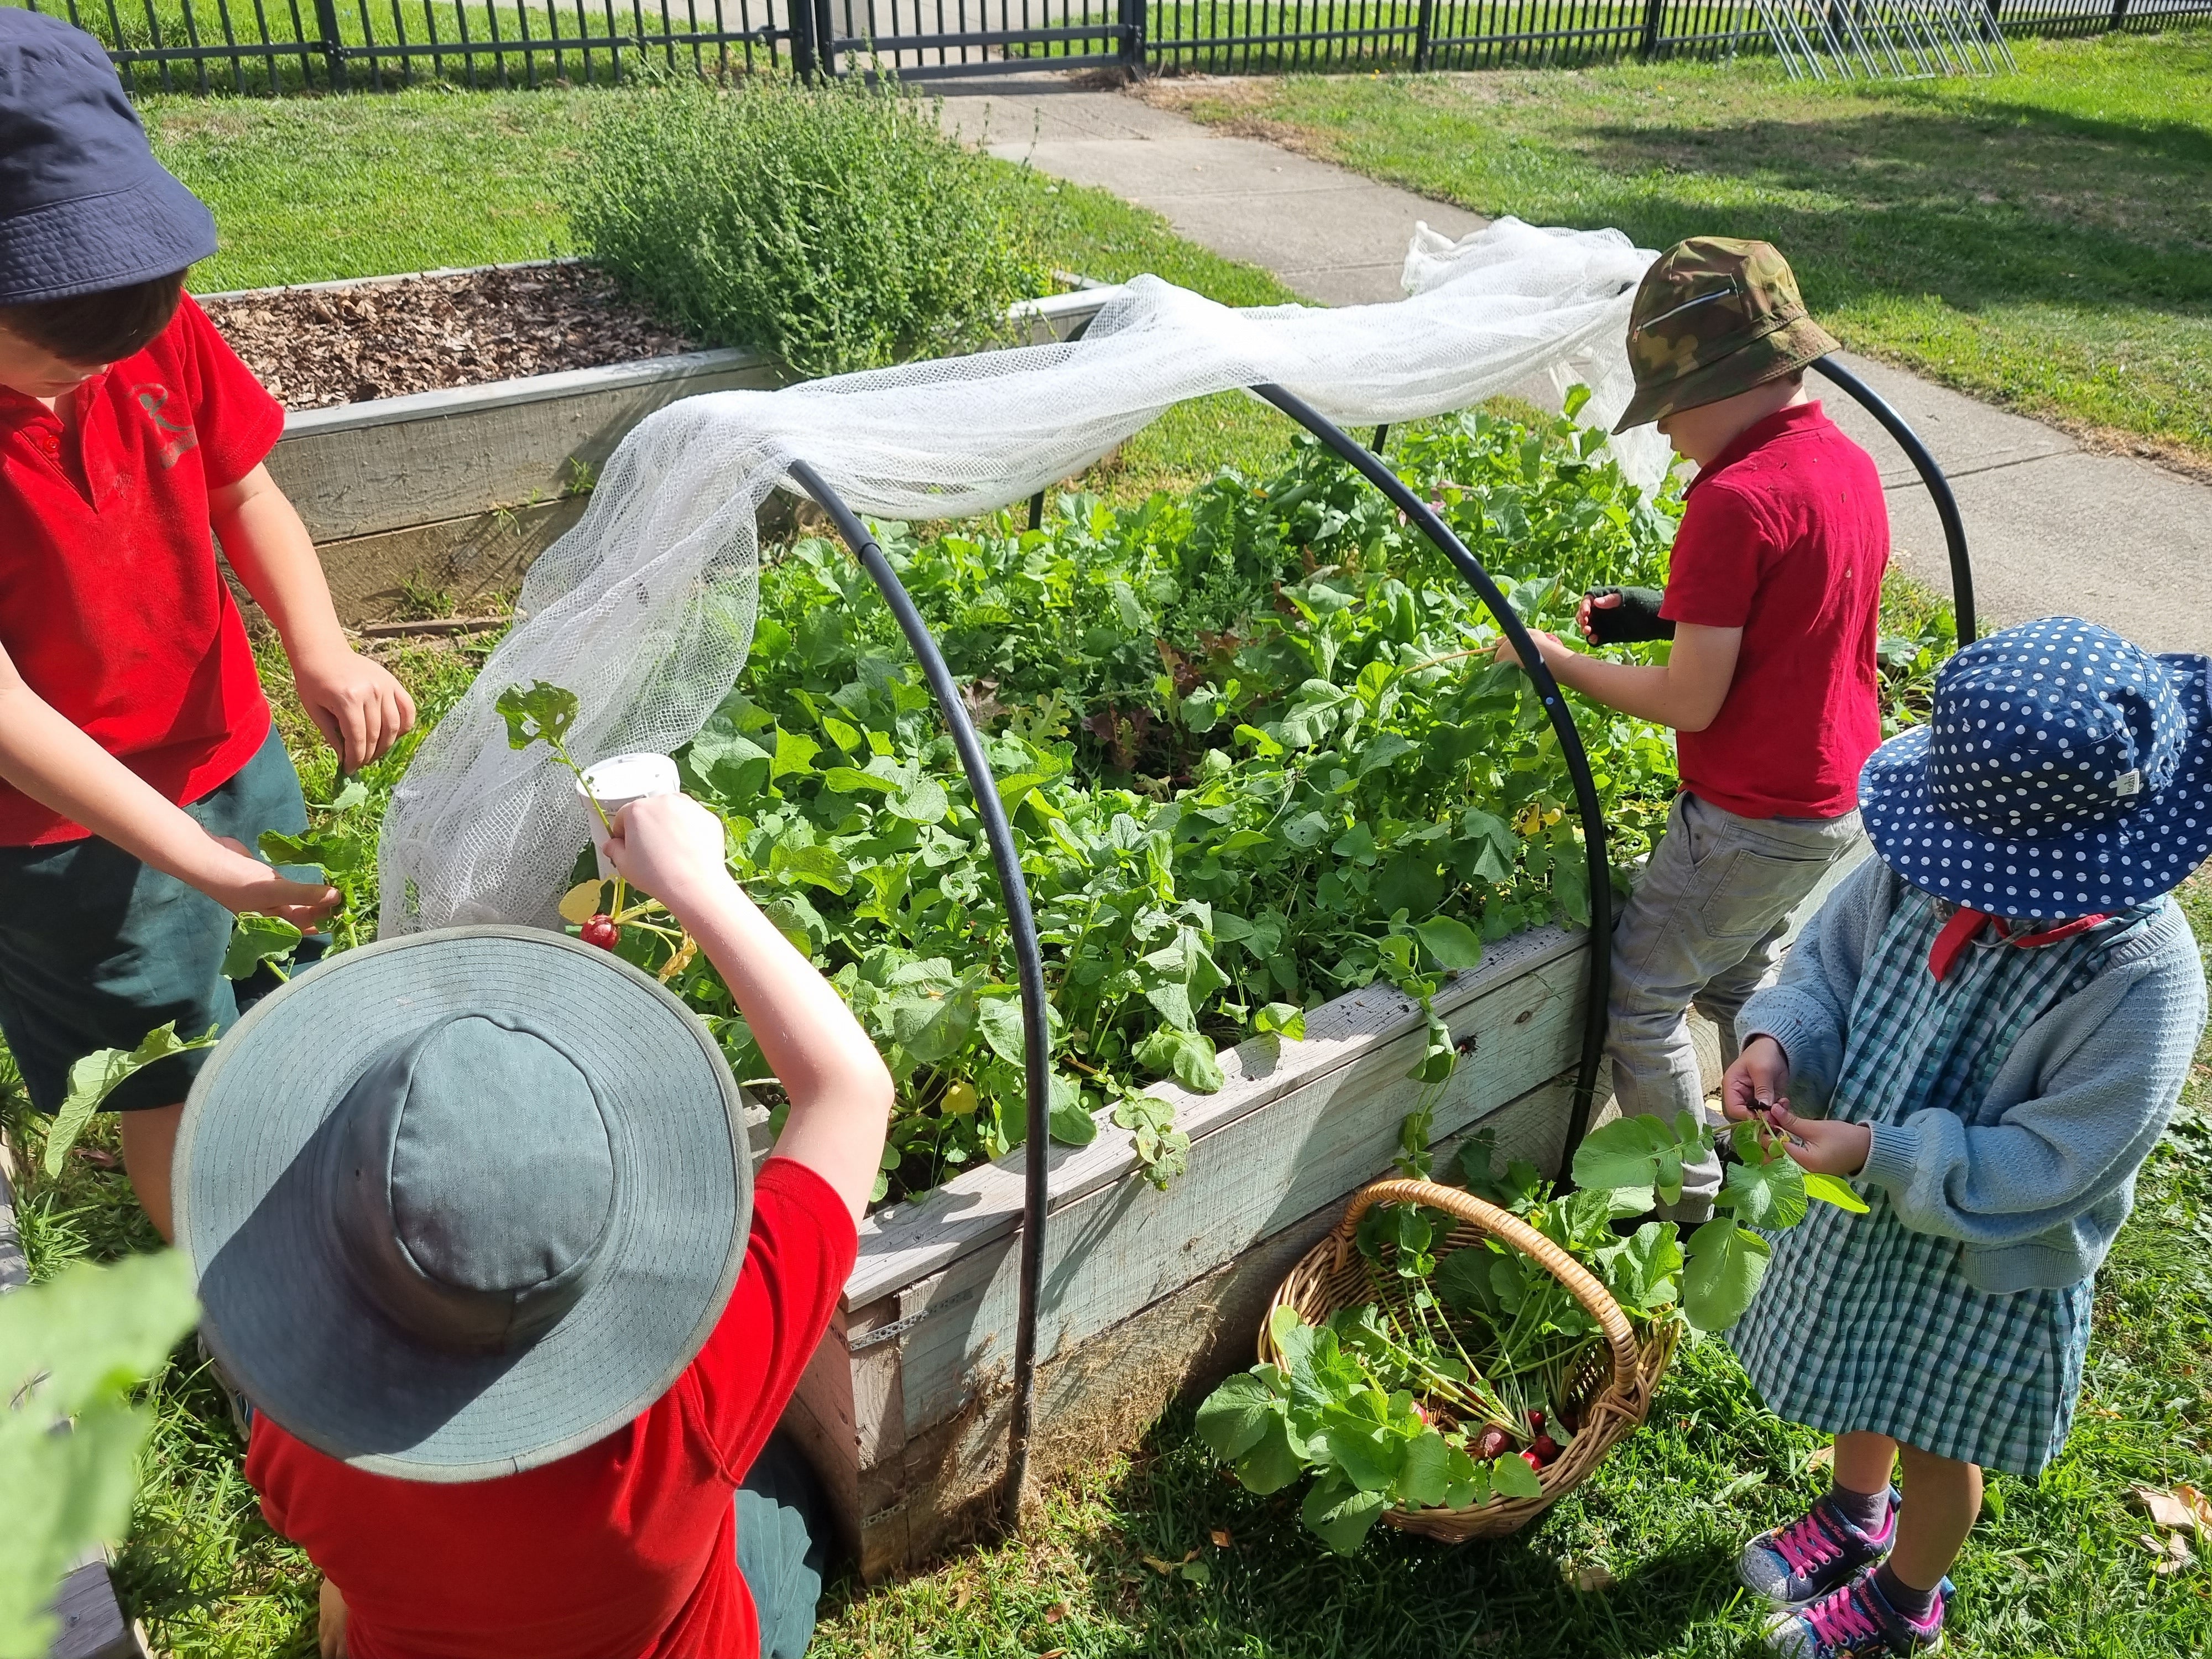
1580 586 1676 646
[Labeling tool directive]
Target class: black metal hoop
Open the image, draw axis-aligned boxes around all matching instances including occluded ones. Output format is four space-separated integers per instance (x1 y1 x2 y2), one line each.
784 459 1052 1533
1249 386 1616 1171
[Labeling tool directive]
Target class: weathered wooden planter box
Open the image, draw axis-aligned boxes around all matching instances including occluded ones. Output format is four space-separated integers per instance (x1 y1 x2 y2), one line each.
227 270 1112 624
787 847 1863 1579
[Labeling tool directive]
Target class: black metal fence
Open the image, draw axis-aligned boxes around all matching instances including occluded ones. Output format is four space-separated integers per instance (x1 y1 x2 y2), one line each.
9 0 2208 91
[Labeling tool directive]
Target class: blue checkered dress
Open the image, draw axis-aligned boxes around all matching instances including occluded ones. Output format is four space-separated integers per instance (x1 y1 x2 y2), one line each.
1728 888 2152 1476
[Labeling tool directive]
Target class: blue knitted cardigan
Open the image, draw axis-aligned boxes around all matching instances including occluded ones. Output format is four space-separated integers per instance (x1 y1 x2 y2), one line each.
1739 855 2207 1293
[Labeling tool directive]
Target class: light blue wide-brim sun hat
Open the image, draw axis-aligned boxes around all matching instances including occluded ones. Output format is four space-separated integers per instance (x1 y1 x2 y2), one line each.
1859 615 2212 915
174 926 752 1483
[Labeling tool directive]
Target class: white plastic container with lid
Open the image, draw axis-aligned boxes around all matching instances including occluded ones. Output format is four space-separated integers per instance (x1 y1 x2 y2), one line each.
575 753 680 878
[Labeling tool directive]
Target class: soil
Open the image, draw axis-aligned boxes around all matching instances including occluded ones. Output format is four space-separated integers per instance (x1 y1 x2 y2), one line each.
199 262 698 410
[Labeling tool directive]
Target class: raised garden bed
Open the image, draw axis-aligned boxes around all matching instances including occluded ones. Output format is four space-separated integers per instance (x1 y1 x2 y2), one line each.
201 261 698 410
227 265 1109 625
454 395 1935 1573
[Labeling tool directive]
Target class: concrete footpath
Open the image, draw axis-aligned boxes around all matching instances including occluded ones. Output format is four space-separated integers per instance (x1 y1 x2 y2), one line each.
941 74 2212 655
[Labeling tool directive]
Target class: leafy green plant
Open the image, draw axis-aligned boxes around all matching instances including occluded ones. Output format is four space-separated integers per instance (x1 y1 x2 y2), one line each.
565 73 1046 378
1194 1085 1872 1553
40 1024 220 1179
493 404 1687 1199
500 401 1953 1209
0 1251 199 1659
1569 1110 1869 1333
1196 1114 1683 1553
219 774 379 985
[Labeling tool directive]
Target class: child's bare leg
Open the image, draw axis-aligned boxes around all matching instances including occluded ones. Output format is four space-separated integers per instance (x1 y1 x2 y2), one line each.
1831 1430 1897 1496
1891 1443 1981 1591
118 1102 185 1243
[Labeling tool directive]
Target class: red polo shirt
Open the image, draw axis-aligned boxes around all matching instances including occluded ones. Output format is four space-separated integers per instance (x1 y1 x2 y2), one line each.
0 294 279 845
1660 401 1888 820
247 1157 857 1659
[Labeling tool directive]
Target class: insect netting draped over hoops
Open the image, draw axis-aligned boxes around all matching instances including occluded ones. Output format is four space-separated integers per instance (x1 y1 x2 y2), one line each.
377 218 1665 936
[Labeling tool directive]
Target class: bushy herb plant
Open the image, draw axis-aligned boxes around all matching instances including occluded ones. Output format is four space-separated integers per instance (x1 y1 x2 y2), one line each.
565 74 1046 377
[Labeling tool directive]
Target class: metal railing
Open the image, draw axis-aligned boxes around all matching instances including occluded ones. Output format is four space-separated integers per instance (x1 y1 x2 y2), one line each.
19 0 2208 92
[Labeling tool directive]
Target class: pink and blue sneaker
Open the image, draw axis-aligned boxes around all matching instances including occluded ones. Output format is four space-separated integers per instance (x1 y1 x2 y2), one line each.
1764 1568 1950 1658
1739 1488 1900 1606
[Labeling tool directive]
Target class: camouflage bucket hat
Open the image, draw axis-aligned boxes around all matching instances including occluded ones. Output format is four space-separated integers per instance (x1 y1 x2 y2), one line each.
1614 237 1840 433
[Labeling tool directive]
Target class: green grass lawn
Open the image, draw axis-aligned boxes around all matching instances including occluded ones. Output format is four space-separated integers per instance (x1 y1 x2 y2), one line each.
1145 27 2212 474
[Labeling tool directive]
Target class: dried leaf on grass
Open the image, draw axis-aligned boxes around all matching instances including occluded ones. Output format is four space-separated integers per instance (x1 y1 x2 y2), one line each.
1042 1601 1068 1624
1568 1562 1616 1593
2133 1484 2212 1536
1804 1445 1835 1473
1209 1528 1234 1548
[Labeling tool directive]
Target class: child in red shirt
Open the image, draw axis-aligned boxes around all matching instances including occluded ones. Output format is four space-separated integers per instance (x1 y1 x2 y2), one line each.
175 794 895 1659
1496 237 1887 1219
0 12 413 1239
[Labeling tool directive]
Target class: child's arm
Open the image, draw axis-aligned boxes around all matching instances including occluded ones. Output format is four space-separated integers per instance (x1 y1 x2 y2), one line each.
1852 924 2205 1245
0 641 339 925
1493 622 1741 732
599 793 894 1223
210 465 416 773
1719 854 1892 1124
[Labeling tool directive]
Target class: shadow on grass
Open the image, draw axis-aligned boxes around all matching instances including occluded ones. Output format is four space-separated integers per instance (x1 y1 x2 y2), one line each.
1087 1400 1762 1659
1556 106 2212 319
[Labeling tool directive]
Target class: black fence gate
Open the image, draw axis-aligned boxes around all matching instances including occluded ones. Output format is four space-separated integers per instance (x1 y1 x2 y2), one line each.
9 0 2209 97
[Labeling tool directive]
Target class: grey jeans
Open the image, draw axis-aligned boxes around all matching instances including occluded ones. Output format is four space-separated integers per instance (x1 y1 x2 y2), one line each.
1606 791 1865 1218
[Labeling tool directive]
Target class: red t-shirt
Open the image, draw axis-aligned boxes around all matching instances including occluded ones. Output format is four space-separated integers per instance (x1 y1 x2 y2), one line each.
0 294 280 845
1660 401 1888 820
246 1158 857 1659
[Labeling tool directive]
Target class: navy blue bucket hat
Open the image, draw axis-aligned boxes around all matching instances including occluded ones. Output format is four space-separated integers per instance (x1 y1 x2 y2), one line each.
0 10 216 304
1861 616 2212 915
174 927 754 1481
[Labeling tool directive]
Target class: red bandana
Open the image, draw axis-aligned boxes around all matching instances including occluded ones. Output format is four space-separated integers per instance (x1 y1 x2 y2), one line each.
1927 908 2112 982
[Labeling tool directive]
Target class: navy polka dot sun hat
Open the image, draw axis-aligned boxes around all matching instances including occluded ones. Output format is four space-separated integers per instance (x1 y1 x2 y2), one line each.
1859 615 2212 915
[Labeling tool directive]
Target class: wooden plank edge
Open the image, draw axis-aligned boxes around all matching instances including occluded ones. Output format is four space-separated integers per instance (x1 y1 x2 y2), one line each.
849 921 1588 1305
194 255 584 305
281 346 777 438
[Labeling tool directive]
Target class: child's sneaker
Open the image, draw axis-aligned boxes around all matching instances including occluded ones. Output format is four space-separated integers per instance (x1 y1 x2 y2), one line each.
1764 1569 1950 1658
1739 1488 1899 1605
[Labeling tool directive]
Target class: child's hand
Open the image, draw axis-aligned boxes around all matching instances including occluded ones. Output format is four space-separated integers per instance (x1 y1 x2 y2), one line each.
1577 589 1623 641
294 647 417 773
204 836 341 926
1721 1034 1792 1123
1493 628 1565 671
1757 1103 1872 1179
598 794 733 916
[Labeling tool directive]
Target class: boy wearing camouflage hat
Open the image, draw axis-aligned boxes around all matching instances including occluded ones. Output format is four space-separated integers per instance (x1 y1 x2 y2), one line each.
1498 237 1887 1220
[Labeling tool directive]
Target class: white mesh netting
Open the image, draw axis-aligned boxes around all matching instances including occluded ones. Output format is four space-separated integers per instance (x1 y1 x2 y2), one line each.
378 218 1662 935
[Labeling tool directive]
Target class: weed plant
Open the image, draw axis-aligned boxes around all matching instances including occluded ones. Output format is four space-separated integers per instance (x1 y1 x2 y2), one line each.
565 74 1047 377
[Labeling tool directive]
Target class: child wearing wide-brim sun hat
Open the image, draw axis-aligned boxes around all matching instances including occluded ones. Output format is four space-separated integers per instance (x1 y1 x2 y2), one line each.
1713 616 2209 1658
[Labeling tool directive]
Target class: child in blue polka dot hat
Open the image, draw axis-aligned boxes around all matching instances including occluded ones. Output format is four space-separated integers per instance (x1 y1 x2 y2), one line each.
1714 616 2209 1658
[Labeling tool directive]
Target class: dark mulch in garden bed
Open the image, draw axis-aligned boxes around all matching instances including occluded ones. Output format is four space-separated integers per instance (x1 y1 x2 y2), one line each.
200 262 697 410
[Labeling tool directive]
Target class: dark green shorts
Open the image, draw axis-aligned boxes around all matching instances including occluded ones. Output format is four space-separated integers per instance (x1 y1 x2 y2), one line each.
737 1430 831 1659
0 727 320 1115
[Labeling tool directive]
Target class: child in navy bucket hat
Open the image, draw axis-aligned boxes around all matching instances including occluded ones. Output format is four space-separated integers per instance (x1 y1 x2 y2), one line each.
1712 617 2209 1657
0 10 415 1241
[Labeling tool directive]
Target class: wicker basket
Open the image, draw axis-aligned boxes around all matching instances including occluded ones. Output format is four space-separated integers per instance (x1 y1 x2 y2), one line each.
1262 1176 1679 1542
